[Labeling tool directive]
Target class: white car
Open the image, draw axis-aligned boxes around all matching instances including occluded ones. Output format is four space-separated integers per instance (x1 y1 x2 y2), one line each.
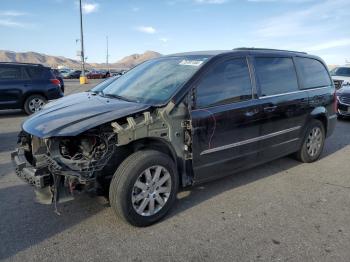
330 65 350 89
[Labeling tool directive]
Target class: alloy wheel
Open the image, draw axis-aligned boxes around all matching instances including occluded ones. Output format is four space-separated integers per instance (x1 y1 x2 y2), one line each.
306 127 323 157
131 165 172 217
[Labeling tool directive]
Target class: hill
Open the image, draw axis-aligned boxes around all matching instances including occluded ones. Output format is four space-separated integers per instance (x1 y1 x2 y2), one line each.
0 50 161 69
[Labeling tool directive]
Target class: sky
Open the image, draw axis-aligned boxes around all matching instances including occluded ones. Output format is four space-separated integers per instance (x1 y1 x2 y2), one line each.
0 0 349 65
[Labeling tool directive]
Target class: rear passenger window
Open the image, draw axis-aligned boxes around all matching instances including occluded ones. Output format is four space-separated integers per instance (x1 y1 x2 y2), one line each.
26 67 43 79
295 57 331 89
196 58 252 108
255 57 299 96
0 66 21 80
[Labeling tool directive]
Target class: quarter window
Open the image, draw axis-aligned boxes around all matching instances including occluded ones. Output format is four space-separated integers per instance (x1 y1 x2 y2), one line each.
255 57 299 96
295 57 332 88
196 58 252 108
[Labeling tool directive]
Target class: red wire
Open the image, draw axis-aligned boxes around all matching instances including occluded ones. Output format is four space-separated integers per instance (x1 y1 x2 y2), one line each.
192 108 216 149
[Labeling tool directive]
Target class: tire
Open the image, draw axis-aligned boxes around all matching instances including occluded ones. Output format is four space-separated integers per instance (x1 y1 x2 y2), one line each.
23 94 47 115
109 150 178 227
295 120 325 163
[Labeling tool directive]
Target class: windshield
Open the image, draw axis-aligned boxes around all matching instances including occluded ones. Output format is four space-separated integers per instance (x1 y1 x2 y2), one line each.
331 67 350 77
102 56 209 104
90 76 119 93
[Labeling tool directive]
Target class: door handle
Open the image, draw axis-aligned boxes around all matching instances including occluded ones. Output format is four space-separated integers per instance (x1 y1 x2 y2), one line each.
245 108 259 117
263 105 277 113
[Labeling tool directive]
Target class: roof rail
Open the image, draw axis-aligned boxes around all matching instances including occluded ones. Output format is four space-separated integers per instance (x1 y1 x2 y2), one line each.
0 62 44 67
233 47 307 54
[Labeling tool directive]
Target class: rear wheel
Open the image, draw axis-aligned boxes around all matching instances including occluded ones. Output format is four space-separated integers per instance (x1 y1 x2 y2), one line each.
296 120 325 163
109 150 178 227
24 94 47 115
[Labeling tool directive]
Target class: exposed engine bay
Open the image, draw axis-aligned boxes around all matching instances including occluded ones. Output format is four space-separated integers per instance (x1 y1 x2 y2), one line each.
52 130 116 179
14 126 117 207
11 103 191 210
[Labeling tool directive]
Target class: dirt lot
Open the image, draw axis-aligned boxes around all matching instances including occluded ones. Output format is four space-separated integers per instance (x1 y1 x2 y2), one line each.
1 79 350 262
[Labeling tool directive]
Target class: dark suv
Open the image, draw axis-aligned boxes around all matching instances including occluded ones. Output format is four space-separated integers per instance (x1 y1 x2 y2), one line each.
0 62 64 114
11 49 336 226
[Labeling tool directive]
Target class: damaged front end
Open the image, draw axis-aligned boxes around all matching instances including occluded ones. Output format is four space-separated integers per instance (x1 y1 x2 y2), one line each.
11 126 117 205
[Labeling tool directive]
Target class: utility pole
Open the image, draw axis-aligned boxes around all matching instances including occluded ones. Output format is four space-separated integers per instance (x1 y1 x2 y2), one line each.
79 0 87 83
106 36 110 72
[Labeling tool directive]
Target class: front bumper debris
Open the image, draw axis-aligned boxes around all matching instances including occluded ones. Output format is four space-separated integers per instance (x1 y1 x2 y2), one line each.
11 148 51 188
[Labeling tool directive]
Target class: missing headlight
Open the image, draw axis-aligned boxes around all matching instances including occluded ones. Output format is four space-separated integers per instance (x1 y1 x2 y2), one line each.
49 131 116 179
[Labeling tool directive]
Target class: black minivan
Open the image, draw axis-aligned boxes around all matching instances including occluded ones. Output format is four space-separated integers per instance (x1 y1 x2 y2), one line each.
0 62 63 114
12 48 336 226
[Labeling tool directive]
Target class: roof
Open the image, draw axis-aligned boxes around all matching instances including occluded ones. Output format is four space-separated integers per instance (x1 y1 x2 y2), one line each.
0 62 44 67
167 48 308 58
167 50 230 57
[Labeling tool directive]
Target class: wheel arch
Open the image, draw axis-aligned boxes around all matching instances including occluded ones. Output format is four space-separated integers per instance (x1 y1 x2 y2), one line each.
21 91 48 107
309 107 328 135
114 137 184 186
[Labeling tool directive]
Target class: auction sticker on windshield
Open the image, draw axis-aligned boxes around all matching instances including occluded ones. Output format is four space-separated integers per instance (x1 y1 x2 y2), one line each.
179 60 204 66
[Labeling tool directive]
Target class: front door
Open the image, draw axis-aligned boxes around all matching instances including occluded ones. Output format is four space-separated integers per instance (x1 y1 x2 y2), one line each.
190 57 262 183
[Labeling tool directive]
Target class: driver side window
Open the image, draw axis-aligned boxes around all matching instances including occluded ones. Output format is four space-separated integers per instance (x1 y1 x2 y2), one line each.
195 57 252 108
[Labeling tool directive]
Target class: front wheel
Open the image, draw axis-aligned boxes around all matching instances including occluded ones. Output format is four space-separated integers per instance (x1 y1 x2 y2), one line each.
109 150 178 227
295 120 325 163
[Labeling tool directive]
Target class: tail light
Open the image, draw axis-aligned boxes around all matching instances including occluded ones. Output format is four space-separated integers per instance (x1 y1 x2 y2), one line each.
50 79 61 86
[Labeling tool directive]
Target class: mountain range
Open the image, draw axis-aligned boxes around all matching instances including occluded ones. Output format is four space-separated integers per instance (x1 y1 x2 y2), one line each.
0 50 161 70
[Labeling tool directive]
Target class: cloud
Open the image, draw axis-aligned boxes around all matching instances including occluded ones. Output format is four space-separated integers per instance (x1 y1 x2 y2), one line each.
194 0 228 3
306 39 350 52
0 19 28 28
255 0 350 38
159 37 169 43
0 11 27 16
82 2 99 14
0 10 32 28
136 26 156 34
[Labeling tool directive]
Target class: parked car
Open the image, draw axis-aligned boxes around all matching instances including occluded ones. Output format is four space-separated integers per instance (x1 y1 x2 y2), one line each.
58 69 72 78
87 70 106 79
11 49 336 226
335 83 350 118
0 62 63 114
52 69 65 93
110 70 122 77
330 66 350 89
65 70 81 79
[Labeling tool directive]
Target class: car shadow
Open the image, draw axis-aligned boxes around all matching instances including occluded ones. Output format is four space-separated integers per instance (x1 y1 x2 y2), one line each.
0 109 26 119
0 132 21 153
169 121 350 220
170 156 300 219
0 184 107 260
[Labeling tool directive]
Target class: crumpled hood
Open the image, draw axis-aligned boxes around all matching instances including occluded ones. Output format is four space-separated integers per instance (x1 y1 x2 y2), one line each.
22 92 151 138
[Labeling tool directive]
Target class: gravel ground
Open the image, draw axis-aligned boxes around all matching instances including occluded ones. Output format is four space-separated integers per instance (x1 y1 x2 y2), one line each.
0 79 350 262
